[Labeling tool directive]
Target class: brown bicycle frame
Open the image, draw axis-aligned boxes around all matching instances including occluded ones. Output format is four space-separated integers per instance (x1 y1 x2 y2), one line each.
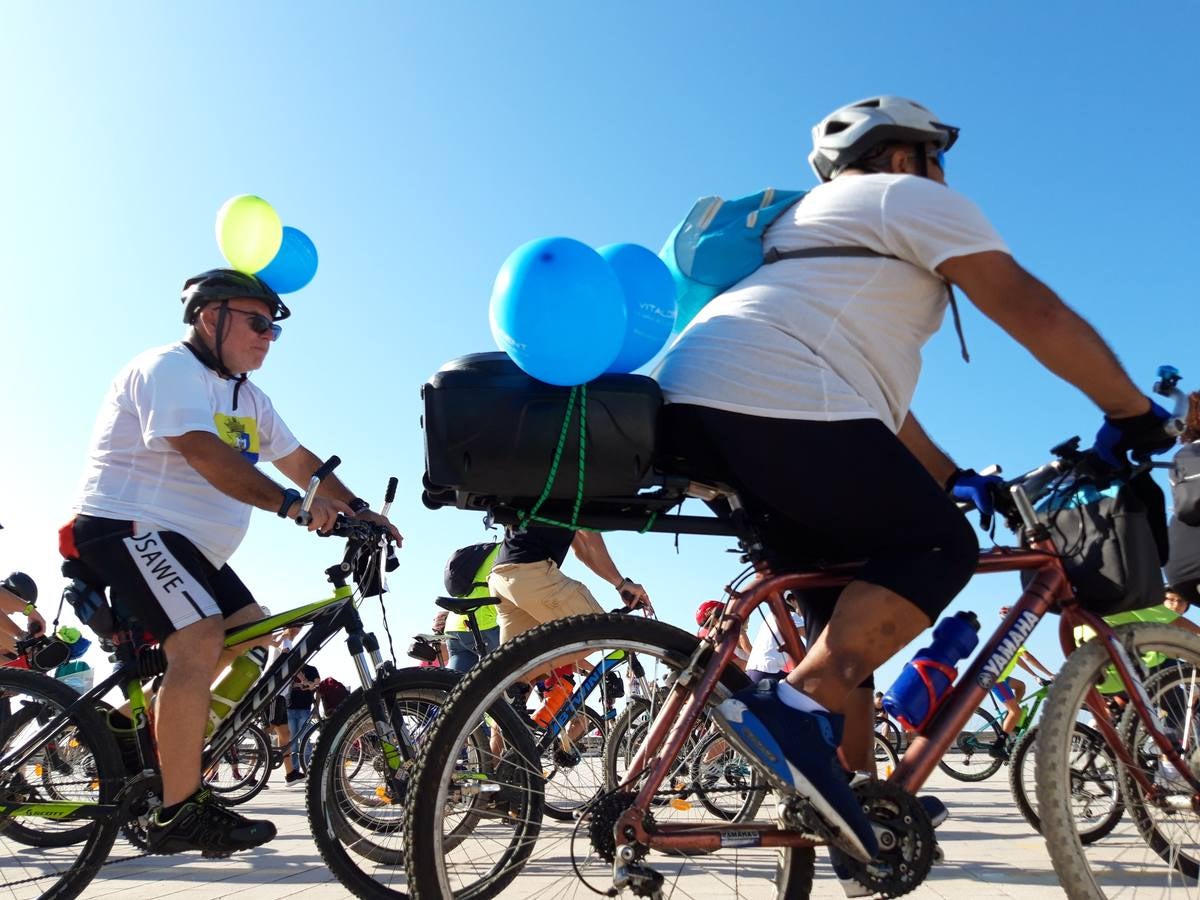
616 537 1200 853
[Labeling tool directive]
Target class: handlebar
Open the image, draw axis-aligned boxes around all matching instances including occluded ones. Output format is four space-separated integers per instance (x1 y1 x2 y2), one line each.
961 364 1187 535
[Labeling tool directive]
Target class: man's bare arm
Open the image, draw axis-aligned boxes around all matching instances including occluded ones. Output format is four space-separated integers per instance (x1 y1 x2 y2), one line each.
938 251 1147 418
165 431 294 513
897 413 957 488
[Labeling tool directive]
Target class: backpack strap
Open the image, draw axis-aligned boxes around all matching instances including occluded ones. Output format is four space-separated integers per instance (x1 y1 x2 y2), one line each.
763 246 970 363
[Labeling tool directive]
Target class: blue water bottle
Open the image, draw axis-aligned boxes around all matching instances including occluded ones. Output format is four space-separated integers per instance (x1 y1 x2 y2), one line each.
883 611 980 731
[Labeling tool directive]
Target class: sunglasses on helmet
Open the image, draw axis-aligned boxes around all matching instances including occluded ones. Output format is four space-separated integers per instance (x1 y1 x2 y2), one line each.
225 307 282 340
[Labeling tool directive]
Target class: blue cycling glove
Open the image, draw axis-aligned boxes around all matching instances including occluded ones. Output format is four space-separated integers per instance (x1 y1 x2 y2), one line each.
1094 399 1174 468
947 468 1004 530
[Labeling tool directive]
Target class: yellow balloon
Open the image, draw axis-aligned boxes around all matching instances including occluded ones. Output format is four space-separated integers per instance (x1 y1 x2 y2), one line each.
215 195 283 273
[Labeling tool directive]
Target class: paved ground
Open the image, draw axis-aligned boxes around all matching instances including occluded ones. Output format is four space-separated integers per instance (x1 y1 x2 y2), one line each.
6 768 1192 898
73 775 1071 898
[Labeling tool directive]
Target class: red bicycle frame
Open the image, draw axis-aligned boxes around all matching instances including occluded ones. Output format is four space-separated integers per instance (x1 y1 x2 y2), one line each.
616 536 1200 853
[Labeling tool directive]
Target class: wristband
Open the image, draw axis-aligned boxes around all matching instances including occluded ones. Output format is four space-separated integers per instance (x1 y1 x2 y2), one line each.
23 603 35 617
348 497 370 514
616 577 632 591
278 488 302 519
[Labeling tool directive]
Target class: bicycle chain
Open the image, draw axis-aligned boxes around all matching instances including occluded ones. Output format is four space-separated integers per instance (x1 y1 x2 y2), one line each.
0 847 156 890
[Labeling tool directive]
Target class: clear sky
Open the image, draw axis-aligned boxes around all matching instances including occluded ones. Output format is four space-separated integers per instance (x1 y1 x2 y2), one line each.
1 4 1196 696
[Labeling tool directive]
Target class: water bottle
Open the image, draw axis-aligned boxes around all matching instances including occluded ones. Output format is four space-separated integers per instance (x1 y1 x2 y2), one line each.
206 647 269 737
883 611 980 731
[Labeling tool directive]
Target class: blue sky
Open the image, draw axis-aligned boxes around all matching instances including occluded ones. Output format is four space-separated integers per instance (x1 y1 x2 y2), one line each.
2 4 1196 695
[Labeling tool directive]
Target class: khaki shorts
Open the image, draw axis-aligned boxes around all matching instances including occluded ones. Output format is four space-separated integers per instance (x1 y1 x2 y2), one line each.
488 560 604 643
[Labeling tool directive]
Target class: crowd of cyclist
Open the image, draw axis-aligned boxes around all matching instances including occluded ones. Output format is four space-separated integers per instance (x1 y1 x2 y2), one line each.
2 92 1199 896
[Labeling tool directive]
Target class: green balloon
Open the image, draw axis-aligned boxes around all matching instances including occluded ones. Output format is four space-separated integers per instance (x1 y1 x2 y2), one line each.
215 194 283 274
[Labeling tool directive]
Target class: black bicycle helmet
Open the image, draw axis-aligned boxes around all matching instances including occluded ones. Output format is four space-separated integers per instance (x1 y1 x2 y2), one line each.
181 268 290 325
2 571 38 604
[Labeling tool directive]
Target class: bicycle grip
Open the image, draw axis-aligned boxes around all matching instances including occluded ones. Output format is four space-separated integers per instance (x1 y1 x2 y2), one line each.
384 477 398 505
311 456 342 482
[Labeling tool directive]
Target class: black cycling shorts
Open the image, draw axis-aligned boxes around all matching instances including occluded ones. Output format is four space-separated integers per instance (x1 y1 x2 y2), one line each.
660 405 978 624
270 695 289 727
66 515 256 642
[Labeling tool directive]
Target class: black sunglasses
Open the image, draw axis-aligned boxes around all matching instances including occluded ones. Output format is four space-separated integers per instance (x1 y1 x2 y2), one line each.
224 307 282 340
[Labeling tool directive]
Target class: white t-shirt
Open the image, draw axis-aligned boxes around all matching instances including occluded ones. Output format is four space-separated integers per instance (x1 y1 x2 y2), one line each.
745 612 804 674
73 342 299 568
654 174 1009 431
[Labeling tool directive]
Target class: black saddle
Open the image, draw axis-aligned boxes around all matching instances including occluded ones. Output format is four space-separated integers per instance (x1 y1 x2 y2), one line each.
434 596 495 615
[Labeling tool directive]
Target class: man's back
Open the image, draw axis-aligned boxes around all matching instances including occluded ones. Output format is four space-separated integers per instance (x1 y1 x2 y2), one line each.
655 173 1007 430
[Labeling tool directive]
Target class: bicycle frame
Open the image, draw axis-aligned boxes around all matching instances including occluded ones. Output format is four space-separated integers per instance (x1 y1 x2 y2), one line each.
0 565 411 826
615 539 1200 854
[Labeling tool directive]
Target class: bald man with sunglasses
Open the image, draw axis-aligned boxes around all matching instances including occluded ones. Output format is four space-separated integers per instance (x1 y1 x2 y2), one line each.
62 268 400 857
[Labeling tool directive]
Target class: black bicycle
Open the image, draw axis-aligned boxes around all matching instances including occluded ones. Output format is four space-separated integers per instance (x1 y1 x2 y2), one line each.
0 459 461 900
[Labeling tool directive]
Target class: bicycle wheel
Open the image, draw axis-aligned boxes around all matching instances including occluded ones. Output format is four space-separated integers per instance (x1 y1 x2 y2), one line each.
606 694 729 831
0 668 123 900
872 731 900 779
937 703 1005 781
1037 623 1200 897
0 701 95 848
539 704 608 821
205 722 271 805
307 666 467 898
404 613 815 900
689 727 768 821
1009 723 1122 844
297 718 323 775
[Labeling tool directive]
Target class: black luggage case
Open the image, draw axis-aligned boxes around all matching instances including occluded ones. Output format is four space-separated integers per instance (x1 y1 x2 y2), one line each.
422 353 662 508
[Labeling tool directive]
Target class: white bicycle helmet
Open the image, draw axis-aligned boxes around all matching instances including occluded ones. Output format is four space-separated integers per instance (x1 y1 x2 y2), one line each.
808 96 959 182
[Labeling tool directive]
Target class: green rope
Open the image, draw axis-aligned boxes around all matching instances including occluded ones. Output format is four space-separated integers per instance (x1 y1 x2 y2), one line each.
520 386 578 527
516 382 656 535
568 384 588 528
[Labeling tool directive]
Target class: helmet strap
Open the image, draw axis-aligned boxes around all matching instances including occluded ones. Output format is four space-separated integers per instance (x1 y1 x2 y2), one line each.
184 302 247 384
913 142 929 179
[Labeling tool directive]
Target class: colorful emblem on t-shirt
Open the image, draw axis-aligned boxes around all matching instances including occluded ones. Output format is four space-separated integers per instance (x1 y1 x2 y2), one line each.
214 414 260 463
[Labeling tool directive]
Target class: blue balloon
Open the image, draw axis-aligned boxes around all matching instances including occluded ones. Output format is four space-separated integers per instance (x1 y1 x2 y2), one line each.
257 226 318 293
598 243 677 373
490 237 626 386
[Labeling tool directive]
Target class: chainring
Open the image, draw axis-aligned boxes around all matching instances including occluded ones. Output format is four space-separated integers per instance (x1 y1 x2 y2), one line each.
588 791 653 864
841 780 935 897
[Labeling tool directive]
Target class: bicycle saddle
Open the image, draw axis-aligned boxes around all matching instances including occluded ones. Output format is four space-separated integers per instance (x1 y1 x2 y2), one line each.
435 596 495 615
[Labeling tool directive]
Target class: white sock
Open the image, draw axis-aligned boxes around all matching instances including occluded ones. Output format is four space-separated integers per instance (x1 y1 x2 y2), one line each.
775 681 829 714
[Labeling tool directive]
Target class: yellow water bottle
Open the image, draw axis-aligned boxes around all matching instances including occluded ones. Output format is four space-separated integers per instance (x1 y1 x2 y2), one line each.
206 647 269 737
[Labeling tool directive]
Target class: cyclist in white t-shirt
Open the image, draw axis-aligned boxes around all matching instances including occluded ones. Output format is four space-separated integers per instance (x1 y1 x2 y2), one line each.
60 269 400 856
656 95 1175 863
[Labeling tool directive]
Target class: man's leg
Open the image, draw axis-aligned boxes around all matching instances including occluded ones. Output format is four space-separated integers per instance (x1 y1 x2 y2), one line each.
785 582 931 712
158 616 225 806
840 687 876 775
273 724 294 776
287 708 309 772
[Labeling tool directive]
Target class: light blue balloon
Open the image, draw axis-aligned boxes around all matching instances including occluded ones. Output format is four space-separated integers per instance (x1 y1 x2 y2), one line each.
598 243 677 374
489 237 626 386
257 226 319 294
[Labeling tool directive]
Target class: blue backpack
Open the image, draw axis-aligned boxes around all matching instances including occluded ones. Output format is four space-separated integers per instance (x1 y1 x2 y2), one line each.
660 187 969 359
661 188 807 329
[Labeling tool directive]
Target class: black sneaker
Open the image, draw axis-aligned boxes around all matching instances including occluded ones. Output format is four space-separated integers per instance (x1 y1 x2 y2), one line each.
285 770 305 787
147 790 276 857
987 737 1010 760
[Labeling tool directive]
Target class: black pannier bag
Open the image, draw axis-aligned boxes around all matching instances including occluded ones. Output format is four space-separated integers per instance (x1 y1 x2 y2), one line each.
422 353 662 510
1022 471 1168 616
